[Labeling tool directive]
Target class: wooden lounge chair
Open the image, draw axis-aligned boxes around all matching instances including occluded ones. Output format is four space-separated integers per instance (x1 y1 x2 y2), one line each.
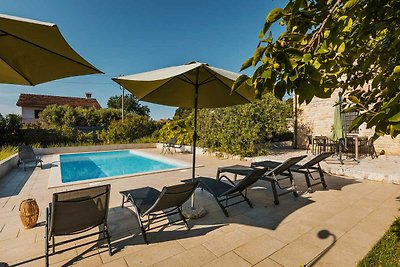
45 184 112 267
18 145 43 171
252 152 333 192
186 168 267 217
120 182 198 244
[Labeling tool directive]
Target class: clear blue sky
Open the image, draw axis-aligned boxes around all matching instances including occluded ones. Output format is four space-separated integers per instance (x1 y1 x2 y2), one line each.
0 0 285 120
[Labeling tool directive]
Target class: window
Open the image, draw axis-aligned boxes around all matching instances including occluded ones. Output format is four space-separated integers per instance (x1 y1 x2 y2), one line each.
34 109 42 119
343 111 359 134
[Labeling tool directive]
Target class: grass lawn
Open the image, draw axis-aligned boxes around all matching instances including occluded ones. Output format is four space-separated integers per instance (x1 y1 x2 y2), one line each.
358 217 400 266
0 146 17 161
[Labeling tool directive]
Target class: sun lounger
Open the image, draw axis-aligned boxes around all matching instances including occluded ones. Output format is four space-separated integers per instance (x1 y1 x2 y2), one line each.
18 145 43 171
183 168 267 217
45 184 112 267
215 155 307 205
252 152 333 192
120 182 198 244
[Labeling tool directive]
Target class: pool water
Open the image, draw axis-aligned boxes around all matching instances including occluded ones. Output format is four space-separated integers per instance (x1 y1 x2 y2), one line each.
60 150 180 183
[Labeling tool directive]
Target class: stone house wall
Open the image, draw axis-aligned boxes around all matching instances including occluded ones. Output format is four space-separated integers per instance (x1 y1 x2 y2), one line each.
296 90 400 155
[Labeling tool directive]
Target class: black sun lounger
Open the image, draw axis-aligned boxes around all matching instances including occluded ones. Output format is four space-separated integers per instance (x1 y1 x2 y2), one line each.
252 152 333 192
182 168 267 217
215 155 307 206
120 182 198 244
45 184 112 267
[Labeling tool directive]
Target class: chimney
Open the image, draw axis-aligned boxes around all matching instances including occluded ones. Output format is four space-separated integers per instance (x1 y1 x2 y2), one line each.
85 92 92 99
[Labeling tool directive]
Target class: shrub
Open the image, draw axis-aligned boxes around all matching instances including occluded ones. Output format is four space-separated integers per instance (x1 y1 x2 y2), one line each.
97 115 159 144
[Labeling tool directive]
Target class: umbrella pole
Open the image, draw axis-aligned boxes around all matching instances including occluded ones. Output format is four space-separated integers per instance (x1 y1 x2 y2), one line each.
191 77 199 208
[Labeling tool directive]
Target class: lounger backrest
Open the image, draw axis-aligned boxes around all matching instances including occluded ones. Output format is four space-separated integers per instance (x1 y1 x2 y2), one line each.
49 184 110 236
169 138 177 146
223 168 267 195
18 145 36 160
300 152 333 169
265 155 307 178
144 182 198 214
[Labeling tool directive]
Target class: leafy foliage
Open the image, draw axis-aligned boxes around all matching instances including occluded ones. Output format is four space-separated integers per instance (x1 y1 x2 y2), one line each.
238 0 400 138
107 93 150 117
97 115 159 144
198 94 292 156
157 93 292 157
0 113 21 146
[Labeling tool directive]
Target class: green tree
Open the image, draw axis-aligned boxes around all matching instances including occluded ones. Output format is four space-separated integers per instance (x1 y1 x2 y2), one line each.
107 93 150 117
235 0 400 138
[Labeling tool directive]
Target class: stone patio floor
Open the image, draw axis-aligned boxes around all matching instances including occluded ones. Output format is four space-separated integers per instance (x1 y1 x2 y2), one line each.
0 148 399 267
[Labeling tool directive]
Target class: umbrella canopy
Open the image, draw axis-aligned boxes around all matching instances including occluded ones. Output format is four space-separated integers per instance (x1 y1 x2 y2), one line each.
112 61 255 108
113 61 255 209
332 100 344 142
0 14 102 86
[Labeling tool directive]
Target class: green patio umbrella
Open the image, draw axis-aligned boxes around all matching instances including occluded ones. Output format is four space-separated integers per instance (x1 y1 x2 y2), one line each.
0 14 102 85
112 61 255 212
332 95 345 162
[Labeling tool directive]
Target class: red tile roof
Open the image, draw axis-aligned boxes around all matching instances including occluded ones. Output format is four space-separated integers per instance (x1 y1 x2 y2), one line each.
16 93 101 109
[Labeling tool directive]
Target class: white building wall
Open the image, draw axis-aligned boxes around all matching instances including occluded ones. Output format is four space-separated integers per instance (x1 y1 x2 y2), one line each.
21 106 41 124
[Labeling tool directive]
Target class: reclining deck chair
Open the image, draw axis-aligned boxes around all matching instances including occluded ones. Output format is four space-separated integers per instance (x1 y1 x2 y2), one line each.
45 184 112 267
190 168 268 217
18 145 43 171
257 155 307 205
120 182 198 244
252 152 333 192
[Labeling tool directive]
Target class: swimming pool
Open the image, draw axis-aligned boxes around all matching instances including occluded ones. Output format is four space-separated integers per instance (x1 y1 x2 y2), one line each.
60 150 186 183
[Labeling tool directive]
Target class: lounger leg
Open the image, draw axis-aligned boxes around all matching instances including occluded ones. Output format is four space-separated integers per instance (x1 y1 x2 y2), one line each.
52 236 55 254
104 221 112 256
40 161 43 169
121 195 125 208
288 171 298 197
270 181 279 205
45 207 49 267
304 172 312 192
216 196 229 217
137 215 149 245
179 207 190 230
318 166 327 189
238 191 253 208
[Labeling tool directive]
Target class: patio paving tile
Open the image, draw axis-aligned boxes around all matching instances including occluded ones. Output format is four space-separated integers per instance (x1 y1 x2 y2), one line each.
124 240 185 266
0 148 399 267
152 244 216 267
203 251 251 267
233 233 286 265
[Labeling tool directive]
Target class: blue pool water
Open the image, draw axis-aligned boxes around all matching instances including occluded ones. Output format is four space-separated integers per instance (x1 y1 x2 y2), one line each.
60 150 180 183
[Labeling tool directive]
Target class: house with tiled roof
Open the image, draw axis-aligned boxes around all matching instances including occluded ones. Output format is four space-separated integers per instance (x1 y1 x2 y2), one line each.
16 93 101 124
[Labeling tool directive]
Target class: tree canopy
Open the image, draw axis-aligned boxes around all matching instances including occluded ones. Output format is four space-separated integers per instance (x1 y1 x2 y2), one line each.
234 0 400 138
107 93 150 117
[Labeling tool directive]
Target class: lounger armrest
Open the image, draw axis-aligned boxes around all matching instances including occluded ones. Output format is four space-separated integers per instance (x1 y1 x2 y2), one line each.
219 175 236 186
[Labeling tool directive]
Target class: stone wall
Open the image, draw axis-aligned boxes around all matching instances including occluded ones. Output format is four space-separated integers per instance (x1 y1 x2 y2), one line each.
296 90 400 155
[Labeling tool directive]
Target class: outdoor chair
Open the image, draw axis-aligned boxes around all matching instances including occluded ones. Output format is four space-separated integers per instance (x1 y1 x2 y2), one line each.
161 138 177 154
120 182 198 244
188 168 267 217
18 145 43 171
252 152 334 192
45 184 112 267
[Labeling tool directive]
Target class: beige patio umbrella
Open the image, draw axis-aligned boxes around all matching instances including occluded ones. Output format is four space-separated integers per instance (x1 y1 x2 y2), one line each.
112 61 255 213
0 14 102 85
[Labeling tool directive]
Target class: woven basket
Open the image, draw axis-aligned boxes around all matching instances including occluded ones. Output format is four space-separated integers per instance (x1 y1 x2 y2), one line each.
19 199 39 229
